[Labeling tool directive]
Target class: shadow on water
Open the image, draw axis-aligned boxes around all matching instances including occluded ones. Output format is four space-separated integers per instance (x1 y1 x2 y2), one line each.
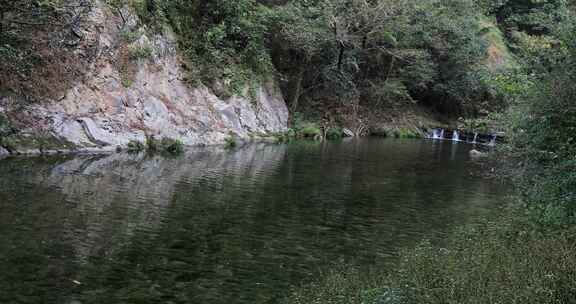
0 139 506 304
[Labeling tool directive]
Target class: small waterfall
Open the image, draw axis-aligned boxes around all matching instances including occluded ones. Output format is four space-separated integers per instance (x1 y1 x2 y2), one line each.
431 128 445 139
452 130 460 142
428 129 499 146
488 135 497 146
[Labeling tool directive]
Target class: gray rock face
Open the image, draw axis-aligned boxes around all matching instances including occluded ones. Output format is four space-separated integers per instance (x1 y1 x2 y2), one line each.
342 128 355 137
1 1 288 151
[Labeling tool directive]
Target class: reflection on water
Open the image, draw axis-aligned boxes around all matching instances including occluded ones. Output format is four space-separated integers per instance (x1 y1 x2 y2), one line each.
0 139 505 304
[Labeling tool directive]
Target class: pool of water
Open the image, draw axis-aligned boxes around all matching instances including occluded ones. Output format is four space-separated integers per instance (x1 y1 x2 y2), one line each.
0 138 506 304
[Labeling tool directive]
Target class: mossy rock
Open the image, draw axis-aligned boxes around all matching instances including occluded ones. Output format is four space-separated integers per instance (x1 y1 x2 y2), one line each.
325 127 343 140
299 123 322 138
0 133 76 152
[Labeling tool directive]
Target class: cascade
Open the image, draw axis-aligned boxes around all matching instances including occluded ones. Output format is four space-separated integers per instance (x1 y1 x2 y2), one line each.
431 129 445 139
428 128 498 146
431 129 438 139
452 130 460 142
489 135 497 146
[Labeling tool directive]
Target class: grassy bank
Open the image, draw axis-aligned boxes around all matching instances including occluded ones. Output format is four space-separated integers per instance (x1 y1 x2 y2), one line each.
282 204 576 304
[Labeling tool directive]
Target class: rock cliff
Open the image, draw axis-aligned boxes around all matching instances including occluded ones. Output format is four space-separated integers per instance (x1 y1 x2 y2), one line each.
0 1 288 154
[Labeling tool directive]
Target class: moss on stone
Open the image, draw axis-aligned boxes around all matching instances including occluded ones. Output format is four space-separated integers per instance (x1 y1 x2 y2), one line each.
299 123 322 139
0 133 77 153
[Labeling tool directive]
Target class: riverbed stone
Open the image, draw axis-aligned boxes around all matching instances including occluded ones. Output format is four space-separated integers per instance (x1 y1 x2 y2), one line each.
0 146 9 157
470 149 488 158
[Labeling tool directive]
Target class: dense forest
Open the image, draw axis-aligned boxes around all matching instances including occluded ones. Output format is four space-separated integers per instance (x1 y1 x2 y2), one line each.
1 0 571 121
2 0 576 303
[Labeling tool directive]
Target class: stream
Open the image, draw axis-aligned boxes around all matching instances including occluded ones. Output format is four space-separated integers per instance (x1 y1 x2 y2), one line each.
0 138 506 304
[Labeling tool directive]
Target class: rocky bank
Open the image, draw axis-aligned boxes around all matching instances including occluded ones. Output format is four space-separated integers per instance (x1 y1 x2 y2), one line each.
0 1 288 154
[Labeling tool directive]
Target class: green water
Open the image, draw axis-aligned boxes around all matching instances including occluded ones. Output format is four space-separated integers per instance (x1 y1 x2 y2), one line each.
0 138 505 304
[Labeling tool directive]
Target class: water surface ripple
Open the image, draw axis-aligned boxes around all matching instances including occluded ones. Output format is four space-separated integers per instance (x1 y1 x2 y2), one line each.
0 139 505 304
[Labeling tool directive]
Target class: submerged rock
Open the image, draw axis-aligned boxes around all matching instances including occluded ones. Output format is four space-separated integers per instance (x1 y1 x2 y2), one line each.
469 149 488 158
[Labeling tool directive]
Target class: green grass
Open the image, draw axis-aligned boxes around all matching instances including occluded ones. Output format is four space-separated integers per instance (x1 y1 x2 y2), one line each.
478 17 518 71
282 205 576 304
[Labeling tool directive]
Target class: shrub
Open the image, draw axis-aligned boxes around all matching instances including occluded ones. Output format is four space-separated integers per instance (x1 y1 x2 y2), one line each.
146 135 159 151
160 137 184 154
128 45 153 60
163 0 273 87
145 136 184 154
325 127 343 140
298 123 322 139
224 136 237 149
127 140 145 152
120 29 142 43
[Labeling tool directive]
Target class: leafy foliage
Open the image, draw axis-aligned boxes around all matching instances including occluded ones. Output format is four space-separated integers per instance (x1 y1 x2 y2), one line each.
495 4 576 226
145 136 184 154
161 0 273 86
267 0 510 116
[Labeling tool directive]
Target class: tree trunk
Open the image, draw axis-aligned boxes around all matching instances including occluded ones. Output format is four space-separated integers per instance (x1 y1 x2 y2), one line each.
0 6 5 35
337 42 345 70
385 56 395 82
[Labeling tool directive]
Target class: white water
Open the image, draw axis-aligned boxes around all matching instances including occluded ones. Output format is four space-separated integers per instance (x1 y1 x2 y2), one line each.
452 130 460 142
489 135 497 146
432 129 445 139
430 129 497 146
